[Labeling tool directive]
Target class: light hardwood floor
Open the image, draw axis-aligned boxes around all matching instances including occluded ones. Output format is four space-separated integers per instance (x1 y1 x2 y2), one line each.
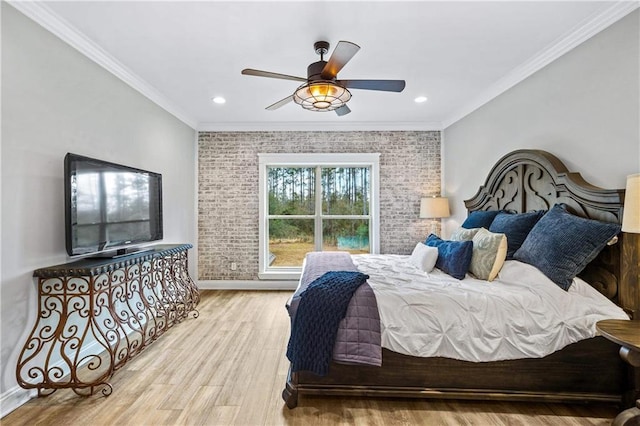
3 290 619 425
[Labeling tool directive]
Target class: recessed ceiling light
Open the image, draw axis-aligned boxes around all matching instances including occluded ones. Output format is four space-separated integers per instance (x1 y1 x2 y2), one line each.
414 96 428 103
212 96 226 104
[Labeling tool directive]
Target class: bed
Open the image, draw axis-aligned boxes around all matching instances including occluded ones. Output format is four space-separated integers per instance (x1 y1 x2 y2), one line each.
282 149 640 409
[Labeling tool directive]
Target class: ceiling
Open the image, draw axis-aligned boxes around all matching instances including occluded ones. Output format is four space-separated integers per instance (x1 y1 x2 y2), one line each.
13 1 638 131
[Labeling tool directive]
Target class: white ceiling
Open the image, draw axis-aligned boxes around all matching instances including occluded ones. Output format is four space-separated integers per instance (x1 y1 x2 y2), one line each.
13 1 638 131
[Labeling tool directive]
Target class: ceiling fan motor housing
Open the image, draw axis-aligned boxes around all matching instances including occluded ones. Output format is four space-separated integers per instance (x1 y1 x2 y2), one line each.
307 61 329 82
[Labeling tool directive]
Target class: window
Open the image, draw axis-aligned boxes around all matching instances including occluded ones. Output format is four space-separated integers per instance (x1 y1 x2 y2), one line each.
258 153 380 280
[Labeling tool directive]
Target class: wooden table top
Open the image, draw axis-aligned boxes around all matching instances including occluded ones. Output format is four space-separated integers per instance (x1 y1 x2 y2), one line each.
596 319 640 352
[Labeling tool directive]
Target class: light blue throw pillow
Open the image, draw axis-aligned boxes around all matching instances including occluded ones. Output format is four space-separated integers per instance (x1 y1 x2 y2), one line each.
513 204 621 290
470 228 508 281
450 227 480 242
451 227 507 281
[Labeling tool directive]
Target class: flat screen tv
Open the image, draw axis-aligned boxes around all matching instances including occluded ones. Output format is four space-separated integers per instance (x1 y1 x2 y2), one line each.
64 153 163 257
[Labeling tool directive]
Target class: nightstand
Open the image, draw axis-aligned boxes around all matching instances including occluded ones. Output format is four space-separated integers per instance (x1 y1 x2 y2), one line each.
596 319 640 426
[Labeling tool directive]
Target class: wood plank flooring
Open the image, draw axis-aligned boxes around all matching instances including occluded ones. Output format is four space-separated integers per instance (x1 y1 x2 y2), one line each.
3 290 619 425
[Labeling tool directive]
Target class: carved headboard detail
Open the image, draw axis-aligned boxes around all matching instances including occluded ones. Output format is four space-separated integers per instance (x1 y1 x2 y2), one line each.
464 149 634 314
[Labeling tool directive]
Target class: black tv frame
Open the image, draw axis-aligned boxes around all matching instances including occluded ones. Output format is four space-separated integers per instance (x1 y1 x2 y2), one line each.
64 153 163 258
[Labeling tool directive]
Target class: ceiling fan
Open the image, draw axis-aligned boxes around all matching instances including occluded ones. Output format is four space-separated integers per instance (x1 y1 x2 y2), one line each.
241 40 406 116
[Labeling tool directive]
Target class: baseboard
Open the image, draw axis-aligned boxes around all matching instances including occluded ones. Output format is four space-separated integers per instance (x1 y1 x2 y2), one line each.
197 280 297 290
1 386 35 418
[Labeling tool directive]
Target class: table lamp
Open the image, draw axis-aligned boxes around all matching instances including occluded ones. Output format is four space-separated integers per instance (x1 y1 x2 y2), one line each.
420 196 450 236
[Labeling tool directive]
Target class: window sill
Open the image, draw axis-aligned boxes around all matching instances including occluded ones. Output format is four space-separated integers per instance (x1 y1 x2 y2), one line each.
258 271 301 281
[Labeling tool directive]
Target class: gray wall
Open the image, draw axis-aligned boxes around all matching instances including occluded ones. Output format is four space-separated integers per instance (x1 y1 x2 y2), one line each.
443 10 640 236
198 131 441 280
1 3 196 406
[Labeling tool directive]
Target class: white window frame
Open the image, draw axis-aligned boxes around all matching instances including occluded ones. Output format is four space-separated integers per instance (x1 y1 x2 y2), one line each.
258 153 380 280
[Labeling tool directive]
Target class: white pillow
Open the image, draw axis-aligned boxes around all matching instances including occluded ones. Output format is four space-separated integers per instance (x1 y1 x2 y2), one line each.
408 242 439 273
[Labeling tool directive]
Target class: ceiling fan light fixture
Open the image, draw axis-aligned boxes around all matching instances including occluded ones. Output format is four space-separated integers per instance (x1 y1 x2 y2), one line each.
242 40 404 115
293 80 351 112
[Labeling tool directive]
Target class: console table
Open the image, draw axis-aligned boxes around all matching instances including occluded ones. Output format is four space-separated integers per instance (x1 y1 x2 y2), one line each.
16 244 199 397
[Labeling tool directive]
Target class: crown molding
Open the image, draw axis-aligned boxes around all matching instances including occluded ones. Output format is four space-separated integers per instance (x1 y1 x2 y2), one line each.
8 1 199 130
442 1 639 129
11 1 635 133
197 121 443 132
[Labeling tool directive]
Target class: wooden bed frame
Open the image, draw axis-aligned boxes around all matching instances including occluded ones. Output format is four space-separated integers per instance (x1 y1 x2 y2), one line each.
282 149 640 409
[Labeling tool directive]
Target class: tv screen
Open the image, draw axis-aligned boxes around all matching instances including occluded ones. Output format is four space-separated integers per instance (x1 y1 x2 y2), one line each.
64 153 163 256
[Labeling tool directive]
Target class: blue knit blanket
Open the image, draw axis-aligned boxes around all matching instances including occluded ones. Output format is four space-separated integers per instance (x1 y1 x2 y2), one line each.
286 270 369 376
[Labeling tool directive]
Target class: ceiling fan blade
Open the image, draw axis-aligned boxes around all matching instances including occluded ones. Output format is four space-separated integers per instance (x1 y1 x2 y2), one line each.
265 95 294 111
241 68 306 82
334 105 351 116
321 41 360 79
337 79 406 92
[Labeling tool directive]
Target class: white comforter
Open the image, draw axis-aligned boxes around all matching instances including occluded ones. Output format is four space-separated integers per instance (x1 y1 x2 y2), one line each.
351 254 629 362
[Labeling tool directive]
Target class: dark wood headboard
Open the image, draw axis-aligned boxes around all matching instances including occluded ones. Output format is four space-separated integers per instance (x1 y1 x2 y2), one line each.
464 149 638 317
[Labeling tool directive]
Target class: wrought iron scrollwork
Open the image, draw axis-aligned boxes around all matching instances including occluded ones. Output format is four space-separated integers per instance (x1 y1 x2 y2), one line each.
16 244 198 397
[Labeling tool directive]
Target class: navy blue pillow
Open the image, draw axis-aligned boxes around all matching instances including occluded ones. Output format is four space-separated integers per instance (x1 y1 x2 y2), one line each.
425 234 473 280
489 210 545 259
462 210 501 229
514 204 621 291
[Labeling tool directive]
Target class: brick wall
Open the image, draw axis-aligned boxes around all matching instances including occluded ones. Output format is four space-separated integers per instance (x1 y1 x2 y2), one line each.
198 131 441 280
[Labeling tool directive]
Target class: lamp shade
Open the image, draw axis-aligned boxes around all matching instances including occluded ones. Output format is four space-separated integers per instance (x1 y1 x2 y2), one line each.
420 197 450 219
622 173 640 233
